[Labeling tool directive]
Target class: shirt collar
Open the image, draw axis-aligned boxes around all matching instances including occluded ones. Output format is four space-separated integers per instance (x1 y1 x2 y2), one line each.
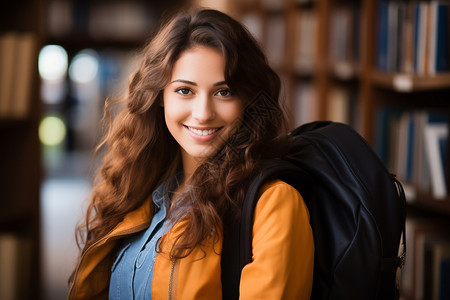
151 172 184 210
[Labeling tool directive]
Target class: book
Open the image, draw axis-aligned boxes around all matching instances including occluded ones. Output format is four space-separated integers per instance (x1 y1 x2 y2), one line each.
402 219 450 299
388 115 402 176
439 259 450 300
377 1 411 73
376 109 448 200
375 106 403 167
434 2 450 73
293 9 317 74
432 242 450 300
424 121 448 199
413 111 432 194
329 7 351 65
400 2 416 73
0 233 31 300
241 12 264 43
405 112 416 183
387 1 401 72
293 82 317 127
414 2 430 75
326 87 350 125
265 15 286 70
328 4 360 79
0 32 37 119
424 239 450 300
393 112 413 183
10 33 37 119
377 1 389 71
0 234 20 300
428 1 438 75
0 32 19 118
407 111 449 198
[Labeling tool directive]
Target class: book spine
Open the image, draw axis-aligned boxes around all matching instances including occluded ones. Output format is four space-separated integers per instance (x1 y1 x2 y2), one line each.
377 1 389 71
435 3 450 72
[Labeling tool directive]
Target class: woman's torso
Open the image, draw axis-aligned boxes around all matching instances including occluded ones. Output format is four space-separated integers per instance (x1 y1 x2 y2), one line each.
68 180 314 300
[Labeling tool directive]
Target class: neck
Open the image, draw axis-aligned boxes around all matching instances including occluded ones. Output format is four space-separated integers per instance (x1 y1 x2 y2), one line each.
181 150 202 181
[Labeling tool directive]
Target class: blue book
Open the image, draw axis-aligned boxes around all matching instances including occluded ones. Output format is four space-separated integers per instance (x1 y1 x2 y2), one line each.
439 132 448 186
439 259 450 300
427 111 449 124
375 107 402 166
435 3 450 72
377 1 389 71
353 4 361 63
405 114 415 181
413 3 420 72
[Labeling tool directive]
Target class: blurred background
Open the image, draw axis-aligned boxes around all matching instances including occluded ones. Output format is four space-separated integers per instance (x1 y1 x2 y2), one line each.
1 0 450 299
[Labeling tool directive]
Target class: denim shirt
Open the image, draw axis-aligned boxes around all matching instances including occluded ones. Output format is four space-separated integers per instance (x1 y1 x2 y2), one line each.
109 181 172 300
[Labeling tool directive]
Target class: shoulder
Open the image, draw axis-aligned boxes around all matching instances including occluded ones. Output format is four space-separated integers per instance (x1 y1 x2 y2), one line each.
241 180 314 300
259 179 300 198
254 179 310 222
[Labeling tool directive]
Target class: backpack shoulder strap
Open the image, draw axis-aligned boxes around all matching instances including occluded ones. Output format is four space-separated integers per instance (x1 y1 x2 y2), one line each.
239 160 309 267
221 159 309 299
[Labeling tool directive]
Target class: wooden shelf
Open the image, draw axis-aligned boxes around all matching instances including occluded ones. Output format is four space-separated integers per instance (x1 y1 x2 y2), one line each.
406 188 450 216
0 212 35 232
294 0 315 9
372 72 450 92
0 118 34 128
328 61 361 81
409 198 450 216
45 35 145 52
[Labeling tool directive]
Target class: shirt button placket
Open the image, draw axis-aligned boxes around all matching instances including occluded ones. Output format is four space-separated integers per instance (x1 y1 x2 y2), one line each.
136 250 146 269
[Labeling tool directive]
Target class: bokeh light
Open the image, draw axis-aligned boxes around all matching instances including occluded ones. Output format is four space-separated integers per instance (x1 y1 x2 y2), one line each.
69 49 99 84
39 116 67 146
38 45 68 81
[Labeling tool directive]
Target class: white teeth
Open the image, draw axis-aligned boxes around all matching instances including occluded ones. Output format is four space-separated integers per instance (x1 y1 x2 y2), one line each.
188 127 219 136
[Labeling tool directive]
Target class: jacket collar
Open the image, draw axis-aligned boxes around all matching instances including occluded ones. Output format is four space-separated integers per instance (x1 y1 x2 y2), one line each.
68 195 154 300
108 195 153 237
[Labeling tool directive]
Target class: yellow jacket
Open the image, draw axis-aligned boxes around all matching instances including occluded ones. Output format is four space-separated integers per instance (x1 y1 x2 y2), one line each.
68 180 314 299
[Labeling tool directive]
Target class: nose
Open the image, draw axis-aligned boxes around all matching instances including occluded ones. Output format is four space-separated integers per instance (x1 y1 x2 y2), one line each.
192 93 215 123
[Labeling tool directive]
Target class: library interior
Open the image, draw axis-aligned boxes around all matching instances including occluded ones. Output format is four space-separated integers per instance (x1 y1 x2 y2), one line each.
1 0 449 299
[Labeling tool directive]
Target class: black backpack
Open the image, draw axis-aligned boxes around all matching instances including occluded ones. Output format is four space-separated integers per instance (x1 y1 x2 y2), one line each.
221 121 407 300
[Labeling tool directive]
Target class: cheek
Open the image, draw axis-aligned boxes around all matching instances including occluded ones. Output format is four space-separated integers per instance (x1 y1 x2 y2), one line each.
163 94 186 124
223 102 243 123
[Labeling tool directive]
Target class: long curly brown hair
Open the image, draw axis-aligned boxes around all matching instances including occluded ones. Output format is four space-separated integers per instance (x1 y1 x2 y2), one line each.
77 8 290 259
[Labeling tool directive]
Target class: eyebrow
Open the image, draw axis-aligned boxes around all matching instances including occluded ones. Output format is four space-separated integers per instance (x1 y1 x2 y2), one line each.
170 79 228 87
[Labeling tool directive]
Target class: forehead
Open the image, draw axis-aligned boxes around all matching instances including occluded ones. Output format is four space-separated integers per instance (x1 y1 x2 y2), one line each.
170 46 226 81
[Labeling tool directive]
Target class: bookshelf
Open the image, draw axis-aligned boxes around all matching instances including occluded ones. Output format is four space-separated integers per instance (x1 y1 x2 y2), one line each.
227 0 450 299
0 0 43 299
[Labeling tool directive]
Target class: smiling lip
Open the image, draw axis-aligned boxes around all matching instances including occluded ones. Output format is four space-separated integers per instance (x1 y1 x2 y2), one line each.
184 125 222 141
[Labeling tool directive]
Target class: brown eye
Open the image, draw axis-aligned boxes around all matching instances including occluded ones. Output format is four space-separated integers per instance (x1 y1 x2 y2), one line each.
175 87 192 95
216 89 233 97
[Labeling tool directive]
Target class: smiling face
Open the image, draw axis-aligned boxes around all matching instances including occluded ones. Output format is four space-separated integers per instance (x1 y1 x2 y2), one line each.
163 46 243 175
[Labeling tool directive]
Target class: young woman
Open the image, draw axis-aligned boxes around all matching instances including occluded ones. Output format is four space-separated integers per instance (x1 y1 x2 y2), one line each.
68 8 314 300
